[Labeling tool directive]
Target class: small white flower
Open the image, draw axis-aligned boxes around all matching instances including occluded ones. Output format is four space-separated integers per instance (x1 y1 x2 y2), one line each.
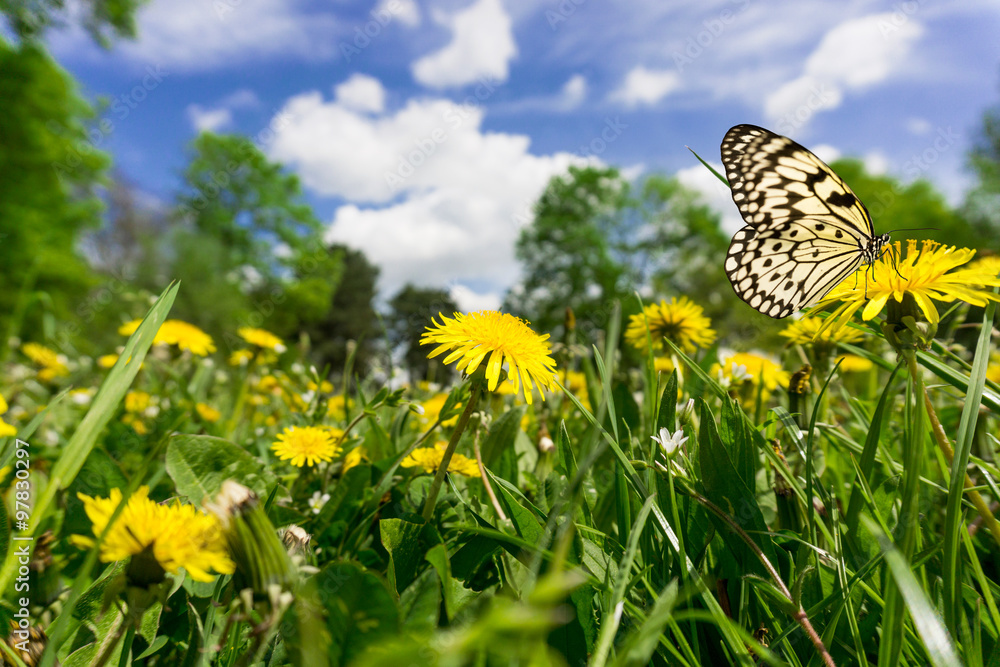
538 436 555 453
729 363 750 383
676 398 695 423
652 427 688 457
308 491 331 515
299 390 316 404
410 403 426 416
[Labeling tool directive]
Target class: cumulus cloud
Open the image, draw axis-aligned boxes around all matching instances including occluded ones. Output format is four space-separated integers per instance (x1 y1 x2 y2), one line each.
186 104 233 132
675 163 744 234
764 13 923 130
334 74 386 113
377 0 420 27
50 0 339 71
411 0 518 88
609 66 681 107
267 80 584 297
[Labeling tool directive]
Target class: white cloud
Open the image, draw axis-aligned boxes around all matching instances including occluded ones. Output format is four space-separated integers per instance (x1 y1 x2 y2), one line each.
186 104 233 132
764 13 923 128
411 0 517 88
560 74 588 109
676 162 743 234
334 74 386 113
810 144 841 164
449 284 502 313
906 117 932 135
864 151 889 175
221 89 261 109
51 0 339 71
268 82 584 297
377 0 420 27
610 66 681 108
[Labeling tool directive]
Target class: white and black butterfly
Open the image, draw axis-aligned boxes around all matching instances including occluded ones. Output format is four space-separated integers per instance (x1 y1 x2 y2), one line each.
721 124 889 319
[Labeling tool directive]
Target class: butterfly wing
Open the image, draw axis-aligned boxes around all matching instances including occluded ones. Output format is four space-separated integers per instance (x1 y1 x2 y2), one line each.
721 124 875 318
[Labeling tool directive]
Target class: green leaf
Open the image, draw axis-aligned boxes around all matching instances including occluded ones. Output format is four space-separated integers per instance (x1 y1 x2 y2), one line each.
480 405 527 469
380 517 425 594
697 399 777 577
165 434 277 504
611 581 678 667
655 370 678 434
867 517 963 667
316 561 400 667
399 568 441 634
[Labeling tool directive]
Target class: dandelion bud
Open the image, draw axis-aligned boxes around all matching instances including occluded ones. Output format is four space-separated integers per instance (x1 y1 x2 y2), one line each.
206 481 294 596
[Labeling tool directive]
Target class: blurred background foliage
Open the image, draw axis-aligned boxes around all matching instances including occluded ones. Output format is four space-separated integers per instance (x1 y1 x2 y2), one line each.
2 0 1000 381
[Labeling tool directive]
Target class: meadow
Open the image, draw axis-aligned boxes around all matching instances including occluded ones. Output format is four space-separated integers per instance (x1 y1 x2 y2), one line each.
3 242 1000 666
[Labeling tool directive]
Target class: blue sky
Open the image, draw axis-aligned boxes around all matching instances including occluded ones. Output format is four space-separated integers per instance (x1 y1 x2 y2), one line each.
47 0 1000 311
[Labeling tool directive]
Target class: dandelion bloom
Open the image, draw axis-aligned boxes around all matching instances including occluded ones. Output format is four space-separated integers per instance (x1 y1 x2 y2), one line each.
713 352 789 395
418 394 460 427
118 319 216 356
237 327 286 353
402 442 481 477
21 343 69 381
835 354 874 373
342 447 365 473
271 426 338 467
71 487 234 582
780 316 864 345
196 403 222 423
229 349 254 366
125 391 152 413
98 354 119 369
816 240 1000 331
0 396 15 438
421 311 557 405
625 297 716 355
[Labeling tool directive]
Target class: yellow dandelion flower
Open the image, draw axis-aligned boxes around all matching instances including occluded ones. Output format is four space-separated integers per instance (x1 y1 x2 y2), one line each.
125 391 151 413
780 316 864 345
121 414 148 435
817 240 1000 330
654 357 675 373
237 327 286 353
195 403 221 423
835 354 874 373
21 343 69 380
401 441 481 477
625 297 717 355
342 447 365 473
98 354 130 369
119 320 215 356
156 320 216 356
118 319 142 336
271 426 338 467
307 380 334 393
712 352 789 395
71 487 234 582
420 311 557 405
966 254 1000 277
229 349 254 366
326 394 353 420
0 396 14 437
418 393 460 427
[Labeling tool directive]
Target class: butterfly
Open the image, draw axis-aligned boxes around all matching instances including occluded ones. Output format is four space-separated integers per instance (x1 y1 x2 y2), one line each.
721 124 889 319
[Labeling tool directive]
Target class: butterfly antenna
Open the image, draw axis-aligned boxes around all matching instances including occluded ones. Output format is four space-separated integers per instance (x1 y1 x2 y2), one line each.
887 226 939 233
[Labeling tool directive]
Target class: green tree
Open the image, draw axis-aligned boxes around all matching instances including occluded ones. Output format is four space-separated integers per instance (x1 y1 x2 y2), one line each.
504 166 634 337
964 94 1000 247
830 159 980 250
1 0 145 46
172 133 340 346
388 285 459 384
0 42 109 350
306 245 379 375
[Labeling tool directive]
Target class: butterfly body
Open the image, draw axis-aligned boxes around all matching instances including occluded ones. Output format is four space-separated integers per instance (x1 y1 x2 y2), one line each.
721 124 889 318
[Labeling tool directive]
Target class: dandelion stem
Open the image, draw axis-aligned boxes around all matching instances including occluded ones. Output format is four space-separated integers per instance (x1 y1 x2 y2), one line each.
421 383 482 521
